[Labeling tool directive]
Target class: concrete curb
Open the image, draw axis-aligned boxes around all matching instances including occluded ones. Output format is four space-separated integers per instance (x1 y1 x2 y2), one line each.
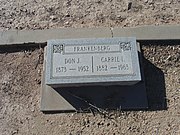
0 28 112 46
112 25 180 40
0 25 180 46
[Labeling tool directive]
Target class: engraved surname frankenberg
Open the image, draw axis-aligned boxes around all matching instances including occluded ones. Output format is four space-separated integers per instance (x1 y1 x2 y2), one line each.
73 45 111 52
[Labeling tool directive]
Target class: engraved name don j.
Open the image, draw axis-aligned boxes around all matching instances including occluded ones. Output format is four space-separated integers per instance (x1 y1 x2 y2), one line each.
64 58 80 64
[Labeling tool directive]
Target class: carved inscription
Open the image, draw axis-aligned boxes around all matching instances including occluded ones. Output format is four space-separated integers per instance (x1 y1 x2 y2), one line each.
52 42 133 78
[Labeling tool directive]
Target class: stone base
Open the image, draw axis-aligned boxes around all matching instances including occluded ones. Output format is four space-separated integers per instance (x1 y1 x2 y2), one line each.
40 81 148 112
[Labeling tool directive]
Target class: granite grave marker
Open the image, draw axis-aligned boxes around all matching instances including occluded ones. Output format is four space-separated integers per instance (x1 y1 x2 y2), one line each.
45 37 141 87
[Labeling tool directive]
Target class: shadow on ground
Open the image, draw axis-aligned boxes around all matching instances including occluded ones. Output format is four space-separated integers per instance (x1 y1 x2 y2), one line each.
142 54 167 111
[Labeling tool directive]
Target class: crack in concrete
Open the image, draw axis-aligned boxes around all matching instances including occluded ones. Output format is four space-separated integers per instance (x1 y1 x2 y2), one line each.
16 30 19 35
1 30 4 37
110 27 114 38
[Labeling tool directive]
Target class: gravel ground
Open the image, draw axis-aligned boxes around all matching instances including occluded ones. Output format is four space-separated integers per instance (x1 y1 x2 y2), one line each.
0 0 180 135
0 0 180 30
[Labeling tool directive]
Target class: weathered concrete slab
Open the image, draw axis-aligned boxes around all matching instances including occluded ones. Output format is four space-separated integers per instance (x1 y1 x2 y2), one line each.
45 37 141 87
40 44 148 111
0 28 111 45
112 25 180 40
1 25 180 46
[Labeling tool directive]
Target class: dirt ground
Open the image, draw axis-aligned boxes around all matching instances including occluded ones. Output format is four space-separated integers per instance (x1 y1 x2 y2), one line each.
0 0 180 30
0 0 180 135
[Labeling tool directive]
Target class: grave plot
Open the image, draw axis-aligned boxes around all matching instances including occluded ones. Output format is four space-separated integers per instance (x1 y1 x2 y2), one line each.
41 37 148 111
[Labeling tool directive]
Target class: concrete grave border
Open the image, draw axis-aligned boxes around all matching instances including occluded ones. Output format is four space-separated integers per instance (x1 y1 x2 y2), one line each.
0 25 180 46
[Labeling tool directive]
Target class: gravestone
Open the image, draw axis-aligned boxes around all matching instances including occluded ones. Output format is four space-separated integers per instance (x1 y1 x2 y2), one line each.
45 37 141 87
